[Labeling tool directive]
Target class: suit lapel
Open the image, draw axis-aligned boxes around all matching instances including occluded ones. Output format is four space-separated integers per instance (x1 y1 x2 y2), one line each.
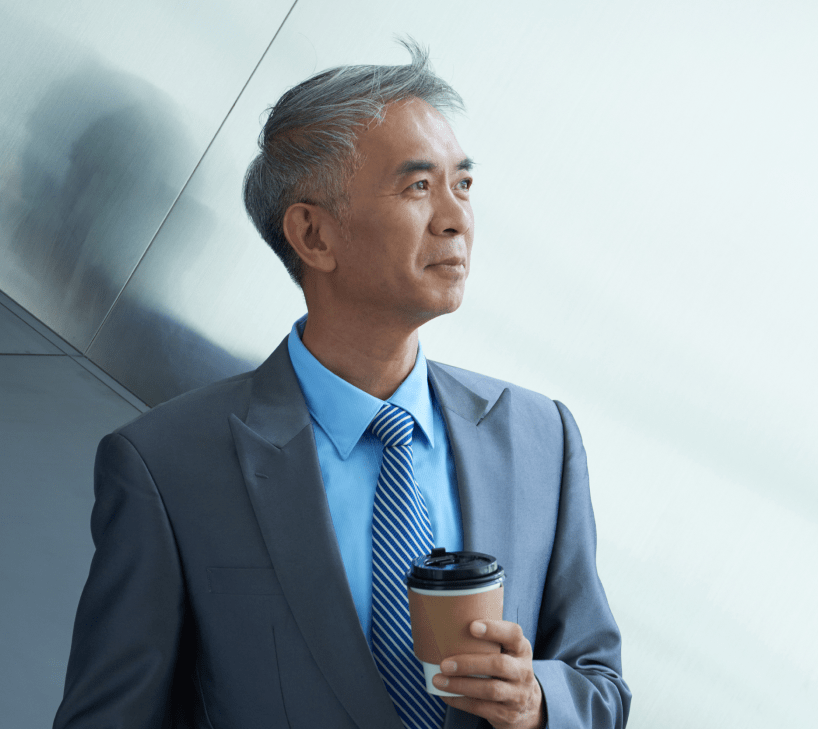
229 338 402 729
427 361 513 569
427 362 517 729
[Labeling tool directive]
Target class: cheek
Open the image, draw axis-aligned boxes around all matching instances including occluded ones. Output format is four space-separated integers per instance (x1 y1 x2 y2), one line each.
348 208 402 249
346 205 428 273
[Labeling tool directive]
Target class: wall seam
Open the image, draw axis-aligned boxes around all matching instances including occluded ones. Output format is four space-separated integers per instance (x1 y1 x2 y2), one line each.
83 0 301 356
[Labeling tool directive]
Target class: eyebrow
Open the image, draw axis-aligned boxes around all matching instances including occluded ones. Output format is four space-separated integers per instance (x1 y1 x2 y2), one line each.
394 157 475 177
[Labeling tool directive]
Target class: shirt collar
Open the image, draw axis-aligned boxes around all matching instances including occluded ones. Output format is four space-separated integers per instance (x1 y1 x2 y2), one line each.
287 314 435 460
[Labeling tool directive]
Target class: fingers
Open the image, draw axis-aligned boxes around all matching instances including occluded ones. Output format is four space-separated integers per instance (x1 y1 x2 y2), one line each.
439 651 523 683
433 620 543 729
434 677 544 729
433 669 518 700
470 619 532 658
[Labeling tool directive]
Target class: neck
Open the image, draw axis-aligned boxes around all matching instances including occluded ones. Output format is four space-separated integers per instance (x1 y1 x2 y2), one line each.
301 309 420 401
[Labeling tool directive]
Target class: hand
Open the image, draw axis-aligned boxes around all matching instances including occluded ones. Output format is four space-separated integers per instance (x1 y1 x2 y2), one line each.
432 619 546 729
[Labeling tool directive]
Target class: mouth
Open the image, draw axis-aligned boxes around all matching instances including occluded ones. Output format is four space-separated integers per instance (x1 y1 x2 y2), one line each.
428 257 466 269
426 258 468 280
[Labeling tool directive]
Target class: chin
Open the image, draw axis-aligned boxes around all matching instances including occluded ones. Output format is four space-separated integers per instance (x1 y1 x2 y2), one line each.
414 293 465 323
392 280 466 325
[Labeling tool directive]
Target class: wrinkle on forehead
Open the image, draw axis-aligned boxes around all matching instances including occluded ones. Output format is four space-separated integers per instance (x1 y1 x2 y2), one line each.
353 99 466 180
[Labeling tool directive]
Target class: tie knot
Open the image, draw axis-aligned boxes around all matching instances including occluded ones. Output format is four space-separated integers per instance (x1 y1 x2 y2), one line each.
369 403 414 447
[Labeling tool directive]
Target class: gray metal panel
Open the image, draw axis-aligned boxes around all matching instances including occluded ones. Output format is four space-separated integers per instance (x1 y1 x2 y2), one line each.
0 353 142 727
0 0 296 351
0 300 63 355
0 286 82 357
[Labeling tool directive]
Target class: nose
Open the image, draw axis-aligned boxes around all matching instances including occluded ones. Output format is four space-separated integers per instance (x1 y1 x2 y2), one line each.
430 184 473 238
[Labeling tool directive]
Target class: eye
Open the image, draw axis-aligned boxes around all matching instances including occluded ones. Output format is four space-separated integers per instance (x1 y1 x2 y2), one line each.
409 179 429 191
457 177 473 191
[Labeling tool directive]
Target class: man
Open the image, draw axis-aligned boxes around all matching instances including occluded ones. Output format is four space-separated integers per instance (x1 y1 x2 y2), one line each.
54 40 630 729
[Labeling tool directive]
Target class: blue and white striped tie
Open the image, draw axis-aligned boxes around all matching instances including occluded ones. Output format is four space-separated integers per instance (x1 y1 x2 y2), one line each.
369 403 447 729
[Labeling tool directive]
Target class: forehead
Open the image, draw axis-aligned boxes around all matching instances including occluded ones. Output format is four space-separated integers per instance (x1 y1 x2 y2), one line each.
354 99 466 180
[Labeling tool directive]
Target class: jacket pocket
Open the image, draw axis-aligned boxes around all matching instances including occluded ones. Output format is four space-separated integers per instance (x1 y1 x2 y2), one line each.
206 567 283 595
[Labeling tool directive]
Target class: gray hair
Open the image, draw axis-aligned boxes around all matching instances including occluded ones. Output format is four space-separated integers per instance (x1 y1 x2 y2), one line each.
242 37 466 287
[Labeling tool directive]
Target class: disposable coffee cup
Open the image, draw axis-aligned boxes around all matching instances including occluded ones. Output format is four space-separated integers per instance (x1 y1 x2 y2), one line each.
405 547 505 697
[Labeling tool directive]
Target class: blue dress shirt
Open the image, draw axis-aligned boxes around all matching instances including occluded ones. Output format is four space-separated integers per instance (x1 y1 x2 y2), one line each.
287 314 463 646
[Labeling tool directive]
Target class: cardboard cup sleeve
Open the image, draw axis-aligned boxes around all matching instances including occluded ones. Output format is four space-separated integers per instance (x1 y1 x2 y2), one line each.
407 584 504 664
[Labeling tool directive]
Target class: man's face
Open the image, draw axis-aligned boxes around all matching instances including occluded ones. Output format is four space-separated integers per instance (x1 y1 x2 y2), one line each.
331 98 474 326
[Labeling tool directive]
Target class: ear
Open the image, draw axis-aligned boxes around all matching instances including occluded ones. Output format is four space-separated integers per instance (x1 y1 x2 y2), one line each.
282 203 341 274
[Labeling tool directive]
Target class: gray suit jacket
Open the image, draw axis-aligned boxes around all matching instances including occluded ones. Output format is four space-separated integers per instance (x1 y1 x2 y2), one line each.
54 337 630 728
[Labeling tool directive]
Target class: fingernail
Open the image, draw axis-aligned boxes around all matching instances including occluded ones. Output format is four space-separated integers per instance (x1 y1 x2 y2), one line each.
433 674 449 688
472 621 487 635
441 660 457 673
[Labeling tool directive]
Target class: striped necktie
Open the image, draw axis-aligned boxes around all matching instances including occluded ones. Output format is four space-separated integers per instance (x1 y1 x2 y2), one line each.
369 403 447 729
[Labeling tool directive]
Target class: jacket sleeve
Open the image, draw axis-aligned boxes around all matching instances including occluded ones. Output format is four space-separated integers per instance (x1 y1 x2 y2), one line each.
53 432 187 729
531 401 632 729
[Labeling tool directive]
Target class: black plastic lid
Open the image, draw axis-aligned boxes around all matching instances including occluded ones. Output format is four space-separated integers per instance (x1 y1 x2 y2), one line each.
405 547 505 590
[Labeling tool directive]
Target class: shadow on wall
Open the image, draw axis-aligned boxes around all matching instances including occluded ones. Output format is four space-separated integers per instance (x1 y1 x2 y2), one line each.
91 303 260 409
1 55 192 341
0 10 257 405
